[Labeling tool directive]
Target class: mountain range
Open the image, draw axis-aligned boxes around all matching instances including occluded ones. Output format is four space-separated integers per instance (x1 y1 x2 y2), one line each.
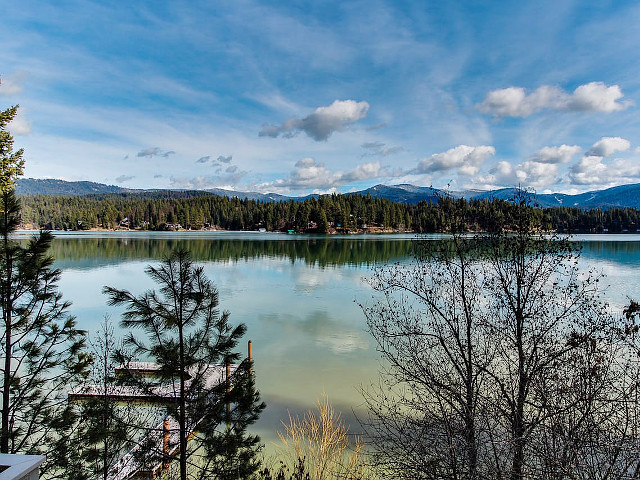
15 178 640 210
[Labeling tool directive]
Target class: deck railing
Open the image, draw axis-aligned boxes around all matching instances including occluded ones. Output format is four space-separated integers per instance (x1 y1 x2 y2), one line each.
0 454 45 480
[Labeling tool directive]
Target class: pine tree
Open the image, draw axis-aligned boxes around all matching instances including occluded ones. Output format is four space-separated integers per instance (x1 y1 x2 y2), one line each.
0 105 89 472
103 248 264 480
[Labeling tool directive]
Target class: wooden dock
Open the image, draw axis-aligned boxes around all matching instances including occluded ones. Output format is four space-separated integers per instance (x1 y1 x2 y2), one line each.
68 363 236 404
69 355 247 480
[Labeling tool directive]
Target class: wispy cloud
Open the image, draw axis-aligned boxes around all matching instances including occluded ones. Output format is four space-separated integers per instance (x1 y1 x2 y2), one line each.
5 1 640 196
0 72 27 96
7 109 32 135
169 167 249 190
195 154 233 165
115 174 134 183
137 147 176 158
365 123 387 132
259 100 370 141
361 141 405 157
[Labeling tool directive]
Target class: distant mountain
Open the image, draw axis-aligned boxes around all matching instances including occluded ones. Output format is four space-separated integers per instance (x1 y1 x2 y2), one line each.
15 179 289 202
355 185 567 207
15 178 640 210
202 188 291 203
459 185 640 209
16 178 131 196
461 188 567 208
354 184 441 204
565 183 640 209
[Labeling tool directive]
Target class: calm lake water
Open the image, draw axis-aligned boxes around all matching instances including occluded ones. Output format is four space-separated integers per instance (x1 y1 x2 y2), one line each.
18 231 640 447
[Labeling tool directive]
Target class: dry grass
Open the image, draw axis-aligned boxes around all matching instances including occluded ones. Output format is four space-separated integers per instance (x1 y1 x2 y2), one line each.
275 394 368 480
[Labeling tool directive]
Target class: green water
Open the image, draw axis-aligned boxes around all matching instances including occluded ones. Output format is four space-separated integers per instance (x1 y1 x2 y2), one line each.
19 231 640 447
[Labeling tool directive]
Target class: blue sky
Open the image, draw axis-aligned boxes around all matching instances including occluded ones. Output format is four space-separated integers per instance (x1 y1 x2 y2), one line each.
2 0 640 195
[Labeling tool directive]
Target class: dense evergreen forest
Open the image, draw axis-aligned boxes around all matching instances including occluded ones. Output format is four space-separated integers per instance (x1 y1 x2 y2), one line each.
17 190 640 233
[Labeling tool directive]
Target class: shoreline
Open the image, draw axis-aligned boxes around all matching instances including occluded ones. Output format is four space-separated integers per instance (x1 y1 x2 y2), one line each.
14 227 640 236
17 225 414 235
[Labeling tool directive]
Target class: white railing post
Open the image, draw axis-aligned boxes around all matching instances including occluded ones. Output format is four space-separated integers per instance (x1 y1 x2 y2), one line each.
0 454 45 480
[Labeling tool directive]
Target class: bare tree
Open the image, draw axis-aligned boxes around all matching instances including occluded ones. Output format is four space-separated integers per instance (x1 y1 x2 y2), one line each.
361 232 492 479
74 317 143 480
361 196 627 479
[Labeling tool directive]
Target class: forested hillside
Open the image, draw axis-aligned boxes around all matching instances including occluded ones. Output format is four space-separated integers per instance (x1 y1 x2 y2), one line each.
18 191 640 233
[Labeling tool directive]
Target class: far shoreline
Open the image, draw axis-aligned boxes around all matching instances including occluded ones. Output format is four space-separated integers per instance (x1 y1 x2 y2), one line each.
16 225 414 235
14 227 640 237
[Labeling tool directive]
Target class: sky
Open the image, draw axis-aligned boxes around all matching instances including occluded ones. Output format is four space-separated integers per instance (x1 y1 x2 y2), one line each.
2 0 640 196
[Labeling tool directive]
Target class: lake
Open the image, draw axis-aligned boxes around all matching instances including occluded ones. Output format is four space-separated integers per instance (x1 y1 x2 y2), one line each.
20 231 640 448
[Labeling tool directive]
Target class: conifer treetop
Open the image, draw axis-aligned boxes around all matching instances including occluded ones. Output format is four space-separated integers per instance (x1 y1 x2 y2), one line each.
0 105 24 195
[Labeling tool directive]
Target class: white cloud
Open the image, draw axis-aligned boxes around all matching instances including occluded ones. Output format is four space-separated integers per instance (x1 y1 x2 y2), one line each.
478 82 632 118
217 155 233 164
286 158 331 187
196 156 210 163
492 161 515 180
530 145 581 164
340 161 384 182
259 99 369 141
518 161 560 187
480 144 580 188
569 155 640 186
586 137 631 157
415 145 495 176
473 137 639 191
259 157 390 192
311 187 339 195
477 86 562 117
115 174 134 183
569 83 632 112
481 160 559 188
568 156 611 185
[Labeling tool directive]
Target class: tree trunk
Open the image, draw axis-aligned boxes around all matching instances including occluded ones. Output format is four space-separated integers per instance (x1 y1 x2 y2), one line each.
179 315 187 480
462 262 478 479
510 298 527 480
1 312 10 454
1 195 11 453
